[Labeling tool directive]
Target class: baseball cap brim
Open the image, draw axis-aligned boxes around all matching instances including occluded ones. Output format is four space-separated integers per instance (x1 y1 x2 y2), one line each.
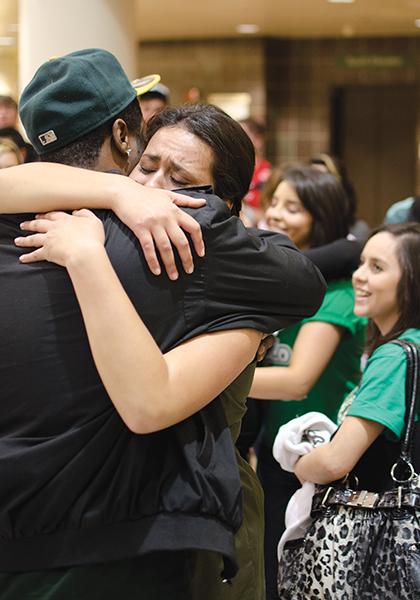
131 74 161 96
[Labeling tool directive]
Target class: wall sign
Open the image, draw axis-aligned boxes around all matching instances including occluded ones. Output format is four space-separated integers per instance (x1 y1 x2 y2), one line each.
338 54 412 68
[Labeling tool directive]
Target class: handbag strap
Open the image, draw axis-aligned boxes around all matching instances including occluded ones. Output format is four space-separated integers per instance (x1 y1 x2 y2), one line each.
390 339 420 482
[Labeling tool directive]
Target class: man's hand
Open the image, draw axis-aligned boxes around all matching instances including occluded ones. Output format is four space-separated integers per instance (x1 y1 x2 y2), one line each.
113 184 206 281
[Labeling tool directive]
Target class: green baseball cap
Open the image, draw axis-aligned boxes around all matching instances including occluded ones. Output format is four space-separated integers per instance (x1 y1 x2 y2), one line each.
19 48 157 155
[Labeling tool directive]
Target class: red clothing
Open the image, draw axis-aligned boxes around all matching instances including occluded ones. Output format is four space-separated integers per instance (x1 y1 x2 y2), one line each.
244 158 271 208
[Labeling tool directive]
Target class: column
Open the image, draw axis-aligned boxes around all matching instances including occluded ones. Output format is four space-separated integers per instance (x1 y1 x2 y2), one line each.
18 0 138 92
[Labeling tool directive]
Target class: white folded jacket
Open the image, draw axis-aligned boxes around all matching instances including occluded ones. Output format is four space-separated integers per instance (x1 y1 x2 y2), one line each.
272 411 337 558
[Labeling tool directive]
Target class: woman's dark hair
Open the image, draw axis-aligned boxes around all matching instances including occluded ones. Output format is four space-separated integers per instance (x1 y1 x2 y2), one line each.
144 104 255 216
41 99 142 169
366 222 420 354
259 166 284 212
309 154 357 227
269 165 350 247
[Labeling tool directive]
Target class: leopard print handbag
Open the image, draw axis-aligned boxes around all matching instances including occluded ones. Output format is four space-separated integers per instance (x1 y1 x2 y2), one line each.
278 340 420 600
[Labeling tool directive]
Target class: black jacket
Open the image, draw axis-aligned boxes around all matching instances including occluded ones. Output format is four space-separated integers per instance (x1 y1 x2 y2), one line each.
0 193 325 576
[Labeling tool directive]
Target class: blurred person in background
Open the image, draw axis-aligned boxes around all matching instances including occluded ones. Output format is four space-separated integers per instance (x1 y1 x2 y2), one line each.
248 166 367 600
310 152 370 241
384 195 420 224
410 197 420 221
258 165 362 280
0 127 38 163
138 82 170 122
0 138 23 168
240 118 272 226
0 95 18 129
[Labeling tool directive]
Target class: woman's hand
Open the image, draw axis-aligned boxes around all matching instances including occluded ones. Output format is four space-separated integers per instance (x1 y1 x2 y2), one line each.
15 209 105 268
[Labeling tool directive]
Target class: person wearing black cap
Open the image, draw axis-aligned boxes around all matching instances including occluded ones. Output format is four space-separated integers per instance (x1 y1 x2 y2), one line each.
0 48 325 598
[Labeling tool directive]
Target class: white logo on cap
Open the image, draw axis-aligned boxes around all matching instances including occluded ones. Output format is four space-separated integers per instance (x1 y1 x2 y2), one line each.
38 130 58 146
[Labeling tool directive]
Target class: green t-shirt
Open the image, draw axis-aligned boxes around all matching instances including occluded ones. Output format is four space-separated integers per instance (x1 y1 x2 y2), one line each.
339 328 420 439
262 279 367 446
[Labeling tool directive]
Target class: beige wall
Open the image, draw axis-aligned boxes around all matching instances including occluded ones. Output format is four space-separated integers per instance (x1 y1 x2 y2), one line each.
18 0 138 91
0 50 18 98
265 37 420 223
265 37 419 168
140 36 419 221
138 38 266 121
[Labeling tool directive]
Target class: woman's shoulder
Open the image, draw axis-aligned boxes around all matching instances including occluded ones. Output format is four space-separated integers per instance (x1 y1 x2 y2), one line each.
370 329 420 361
398 328 420 346
347 330 420 439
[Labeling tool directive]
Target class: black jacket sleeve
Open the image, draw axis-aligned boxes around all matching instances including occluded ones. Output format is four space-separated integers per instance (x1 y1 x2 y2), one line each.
304 238 362 281
182 194 326 335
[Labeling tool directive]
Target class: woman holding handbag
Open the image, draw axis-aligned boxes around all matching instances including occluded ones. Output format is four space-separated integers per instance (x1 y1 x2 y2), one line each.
280 222 420 599
248 165 367 599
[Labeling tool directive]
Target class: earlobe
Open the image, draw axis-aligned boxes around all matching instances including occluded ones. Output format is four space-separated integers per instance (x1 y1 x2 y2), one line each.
111 118 130 157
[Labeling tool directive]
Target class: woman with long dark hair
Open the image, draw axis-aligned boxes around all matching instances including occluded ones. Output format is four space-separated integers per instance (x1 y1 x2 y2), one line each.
249 165 367 599
287 222 420 598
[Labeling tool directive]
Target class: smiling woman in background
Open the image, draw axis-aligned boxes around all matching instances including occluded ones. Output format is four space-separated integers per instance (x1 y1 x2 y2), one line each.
285 222 420 598
249 165 367 600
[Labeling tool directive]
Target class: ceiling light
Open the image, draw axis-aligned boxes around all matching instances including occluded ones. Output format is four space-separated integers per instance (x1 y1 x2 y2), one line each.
415 19 420 28
328 0 355 3
0 37 15 46
236 24 260 34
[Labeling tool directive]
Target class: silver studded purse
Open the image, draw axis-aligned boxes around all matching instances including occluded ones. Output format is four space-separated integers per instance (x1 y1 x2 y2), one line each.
278 340 420 600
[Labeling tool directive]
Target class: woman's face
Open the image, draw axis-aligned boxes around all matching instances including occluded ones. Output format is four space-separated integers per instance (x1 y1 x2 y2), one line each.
352 232 402 335
264 180 313 249
130 125 214 190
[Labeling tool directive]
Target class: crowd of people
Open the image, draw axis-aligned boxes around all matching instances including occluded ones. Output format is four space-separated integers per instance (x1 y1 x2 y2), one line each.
0 48 419 600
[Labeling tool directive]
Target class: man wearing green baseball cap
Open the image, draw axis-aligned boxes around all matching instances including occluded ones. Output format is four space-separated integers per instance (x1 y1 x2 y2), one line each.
20 48 144 170
2 48 221 599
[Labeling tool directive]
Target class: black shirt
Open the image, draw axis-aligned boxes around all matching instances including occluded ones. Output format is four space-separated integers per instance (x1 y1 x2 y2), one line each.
0 193 325 572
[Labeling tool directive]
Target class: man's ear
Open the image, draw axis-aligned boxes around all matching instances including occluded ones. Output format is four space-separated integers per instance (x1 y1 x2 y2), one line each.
111 118 130 157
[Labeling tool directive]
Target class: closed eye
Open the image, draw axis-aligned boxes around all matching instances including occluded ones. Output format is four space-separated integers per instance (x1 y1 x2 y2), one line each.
170 176 189 187
138 165 155 175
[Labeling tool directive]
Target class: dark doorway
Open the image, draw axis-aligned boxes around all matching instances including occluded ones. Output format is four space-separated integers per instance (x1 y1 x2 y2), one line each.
331 85 417 227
